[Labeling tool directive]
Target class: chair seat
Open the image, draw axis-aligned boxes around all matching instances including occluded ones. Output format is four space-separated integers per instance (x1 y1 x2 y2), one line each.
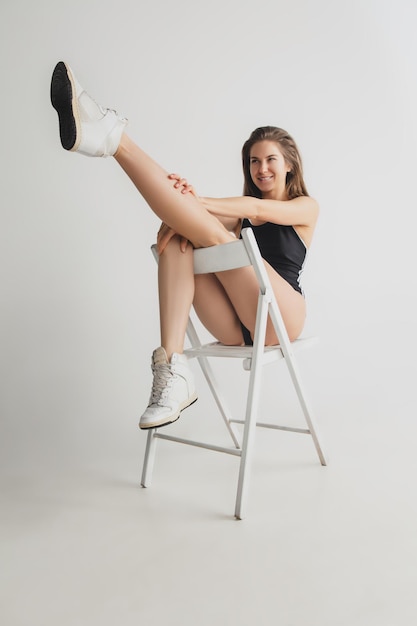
184 336 319 370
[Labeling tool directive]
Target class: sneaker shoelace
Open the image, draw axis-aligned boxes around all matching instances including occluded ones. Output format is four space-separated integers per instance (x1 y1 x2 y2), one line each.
150 363 175 406
100 103 126 120
83 90 126 121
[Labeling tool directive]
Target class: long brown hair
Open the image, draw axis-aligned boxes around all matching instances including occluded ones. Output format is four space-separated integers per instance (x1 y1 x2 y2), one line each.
242 126 308 199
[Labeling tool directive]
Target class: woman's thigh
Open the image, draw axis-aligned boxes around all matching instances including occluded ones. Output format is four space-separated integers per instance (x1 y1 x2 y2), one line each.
193 274 245 345
213 262 306 344
193 263 306 346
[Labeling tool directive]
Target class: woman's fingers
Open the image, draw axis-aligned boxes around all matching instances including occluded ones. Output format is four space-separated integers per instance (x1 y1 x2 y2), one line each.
157 222 190 254
157 223 175 254
181 183 194 195
168 173 194 194
176 178 189 191
168 173 183 189
180 236 189 252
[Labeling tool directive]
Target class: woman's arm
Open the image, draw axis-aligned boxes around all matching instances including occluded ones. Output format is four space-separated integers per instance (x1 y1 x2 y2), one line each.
211 214 242 234
167 173 318 232
200 195 319 228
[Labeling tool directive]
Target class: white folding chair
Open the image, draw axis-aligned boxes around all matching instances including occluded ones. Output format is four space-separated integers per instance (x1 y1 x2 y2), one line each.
141 227 327 519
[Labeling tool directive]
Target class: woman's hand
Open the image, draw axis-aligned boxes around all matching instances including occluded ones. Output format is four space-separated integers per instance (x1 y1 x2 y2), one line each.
168 173 199 199
157 221 189 255
157 173 198 254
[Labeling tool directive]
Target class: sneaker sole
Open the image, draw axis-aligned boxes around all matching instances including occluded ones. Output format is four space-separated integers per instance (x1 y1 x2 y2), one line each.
50 61 81 152
139 394 198 430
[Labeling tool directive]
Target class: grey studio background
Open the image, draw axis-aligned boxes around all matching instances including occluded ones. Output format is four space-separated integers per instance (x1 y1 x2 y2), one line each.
1 0 416 625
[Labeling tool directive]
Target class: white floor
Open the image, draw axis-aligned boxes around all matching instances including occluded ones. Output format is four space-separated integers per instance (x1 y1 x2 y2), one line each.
2 338 417 626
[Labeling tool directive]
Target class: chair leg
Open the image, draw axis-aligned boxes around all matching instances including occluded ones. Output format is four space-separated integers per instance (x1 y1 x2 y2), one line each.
234 383 261 520
288 364 327 466
234 294 269 519
186 315 240 448
196 355 241 448
268 299 327 466
141 429 158 487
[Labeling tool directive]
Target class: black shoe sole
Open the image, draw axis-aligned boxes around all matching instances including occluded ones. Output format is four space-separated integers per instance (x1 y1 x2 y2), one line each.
50 61 80 151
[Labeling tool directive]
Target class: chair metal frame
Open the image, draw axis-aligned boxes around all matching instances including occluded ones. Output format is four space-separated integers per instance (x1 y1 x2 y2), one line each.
141 227 327 519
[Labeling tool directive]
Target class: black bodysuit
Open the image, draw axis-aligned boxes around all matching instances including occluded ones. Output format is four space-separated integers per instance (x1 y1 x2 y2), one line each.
239 219 307 345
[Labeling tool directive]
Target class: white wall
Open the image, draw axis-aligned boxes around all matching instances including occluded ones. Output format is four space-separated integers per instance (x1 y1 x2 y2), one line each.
1 0 416 470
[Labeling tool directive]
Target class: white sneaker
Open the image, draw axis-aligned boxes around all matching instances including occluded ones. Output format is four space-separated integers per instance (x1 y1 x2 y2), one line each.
139 347 197 430
50 61 127 157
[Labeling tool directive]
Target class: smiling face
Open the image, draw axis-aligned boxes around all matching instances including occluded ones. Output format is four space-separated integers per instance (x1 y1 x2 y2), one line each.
249 140 291 200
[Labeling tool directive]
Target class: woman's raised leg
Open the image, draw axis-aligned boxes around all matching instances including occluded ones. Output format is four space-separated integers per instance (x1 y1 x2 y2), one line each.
114 134 234 248
50 61 234 249
51 61 212 430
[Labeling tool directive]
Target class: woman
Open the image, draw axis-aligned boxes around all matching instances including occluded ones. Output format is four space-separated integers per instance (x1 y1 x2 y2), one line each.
50 61 319 431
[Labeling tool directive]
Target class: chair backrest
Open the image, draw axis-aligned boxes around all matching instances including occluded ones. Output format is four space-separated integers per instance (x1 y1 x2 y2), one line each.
152 228 271 291
192 229 272 296
192 237 250 273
